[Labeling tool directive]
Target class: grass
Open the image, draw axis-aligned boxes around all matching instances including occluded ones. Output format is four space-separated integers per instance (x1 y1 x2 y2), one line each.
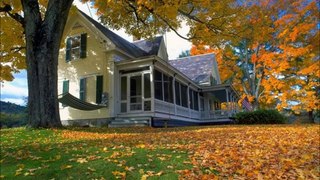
1 125 319 179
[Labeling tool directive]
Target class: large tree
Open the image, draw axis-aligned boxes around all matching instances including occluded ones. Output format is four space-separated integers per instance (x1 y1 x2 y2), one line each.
1 0 242 128
1 0 73 127
190 0 319 112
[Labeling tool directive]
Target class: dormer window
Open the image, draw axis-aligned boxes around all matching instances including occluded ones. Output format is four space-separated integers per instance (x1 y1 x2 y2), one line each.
66 33 87 62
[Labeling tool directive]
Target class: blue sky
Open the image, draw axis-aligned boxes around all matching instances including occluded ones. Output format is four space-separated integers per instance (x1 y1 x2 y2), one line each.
1 70 28 105
0 2 191 106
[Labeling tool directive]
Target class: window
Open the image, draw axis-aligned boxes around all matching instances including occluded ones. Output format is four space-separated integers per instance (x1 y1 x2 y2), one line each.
79 78 86 101
96 76 103 104
154 70 163 100
66 33 87 61
175 81 181 106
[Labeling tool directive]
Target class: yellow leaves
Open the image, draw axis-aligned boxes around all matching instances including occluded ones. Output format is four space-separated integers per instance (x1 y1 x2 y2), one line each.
60 165 72 170
140 170 164 179
140 174 148 180
76 158 88 164
112 170 126 179
124 166 135 171
87 167 96 172
15 164 24 176
136 144 145 148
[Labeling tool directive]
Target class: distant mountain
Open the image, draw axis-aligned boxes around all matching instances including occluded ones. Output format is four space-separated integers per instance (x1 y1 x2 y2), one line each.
0 101 26 114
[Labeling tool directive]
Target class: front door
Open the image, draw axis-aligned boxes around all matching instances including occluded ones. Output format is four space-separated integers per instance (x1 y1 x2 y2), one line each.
130 75 142 111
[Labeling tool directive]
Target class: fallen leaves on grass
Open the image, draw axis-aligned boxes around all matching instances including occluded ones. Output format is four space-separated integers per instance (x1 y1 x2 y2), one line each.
60 125 320 179
1 125 319 179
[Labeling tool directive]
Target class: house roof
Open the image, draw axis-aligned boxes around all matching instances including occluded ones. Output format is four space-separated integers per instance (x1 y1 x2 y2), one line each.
169 53 216 85
132 36 163 56
79 10 148 58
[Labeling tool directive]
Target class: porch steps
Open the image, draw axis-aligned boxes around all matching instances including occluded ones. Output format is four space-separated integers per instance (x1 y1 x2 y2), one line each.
109 117 151 127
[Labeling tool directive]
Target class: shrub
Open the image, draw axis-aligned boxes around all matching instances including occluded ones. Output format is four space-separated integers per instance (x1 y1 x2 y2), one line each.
235 109 286 124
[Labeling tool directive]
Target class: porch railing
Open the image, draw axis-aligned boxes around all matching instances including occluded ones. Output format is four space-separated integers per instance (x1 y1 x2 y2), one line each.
154 99 175 115
200 110 232 120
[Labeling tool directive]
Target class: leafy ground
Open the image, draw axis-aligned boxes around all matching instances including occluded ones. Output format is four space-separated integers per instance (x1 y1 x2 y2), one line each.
0 125 319 179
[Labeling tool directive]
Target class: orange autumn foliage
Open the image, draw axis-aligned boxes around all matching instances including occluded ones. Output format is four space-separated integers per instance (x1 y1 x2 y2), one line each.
190 0 319 112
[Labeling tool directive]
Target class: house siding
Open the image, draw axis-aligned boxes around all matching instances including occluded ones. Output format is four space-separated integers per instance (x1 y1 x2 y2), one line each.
58 20 112 121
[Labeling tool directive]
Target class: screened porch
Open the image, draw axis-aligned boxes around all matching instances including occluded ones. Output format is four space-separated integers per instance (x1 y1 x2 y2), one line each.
117 64 239 122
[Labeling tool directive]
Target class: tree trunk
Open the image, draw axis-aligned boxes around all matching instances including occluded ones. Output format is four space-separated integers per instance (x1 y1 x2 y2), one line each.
22 0 73 128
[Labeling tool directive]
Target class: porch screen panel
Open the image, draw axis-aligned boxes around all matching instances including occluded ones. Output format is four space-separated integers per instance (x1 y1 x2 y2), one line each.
120 76 127 112
121 76 127 100
189 89 194 110
181 84 188 108
144 74 151 98
193 91 199 111
200 98 204 111
154 70 163 100
175 81 181 106
130 75 142 111
163 74 173 103
144 73 151 111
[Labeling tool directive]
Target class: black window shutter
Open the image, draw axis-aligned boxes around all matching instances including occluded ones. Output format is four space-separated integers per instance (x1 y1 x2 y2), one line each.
62 80 69 107
66 38 71 62
62 80 69 94
80 33 87 58
80 78 86 101
96 75 103 104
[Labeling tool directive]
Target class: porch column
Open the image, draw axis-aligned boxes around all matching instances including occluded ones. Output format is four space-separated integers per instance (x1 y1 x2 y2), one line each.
108 60 116 116
150 65 155 112
173 75 177 115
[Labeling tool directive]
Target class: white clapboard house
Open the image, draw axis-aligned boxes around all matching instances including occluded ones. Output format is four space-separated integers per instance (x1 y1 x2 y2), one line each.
58 10 240 127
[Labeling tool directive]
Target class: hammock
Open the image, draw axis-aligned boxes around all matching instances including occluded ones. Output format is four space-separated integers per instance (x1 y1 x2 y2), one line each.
58 93 106 111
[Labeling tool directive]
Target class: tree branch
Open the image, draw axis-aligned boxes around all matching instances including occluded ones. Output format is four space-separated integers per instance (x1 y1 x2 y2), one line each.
11 46 26 53
0 4 24 25
138 3 193 40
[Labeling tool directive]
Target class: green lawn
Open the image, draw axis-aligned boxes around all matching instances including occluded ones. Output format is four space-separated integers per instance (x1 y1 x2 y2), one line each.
1 125 319 179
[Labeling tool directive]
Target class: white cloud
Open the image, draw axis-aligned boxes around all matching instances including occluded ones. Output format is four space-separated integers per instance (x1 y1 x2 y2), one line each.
165 22 192 59
1 82 28 97
1 98 26 106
